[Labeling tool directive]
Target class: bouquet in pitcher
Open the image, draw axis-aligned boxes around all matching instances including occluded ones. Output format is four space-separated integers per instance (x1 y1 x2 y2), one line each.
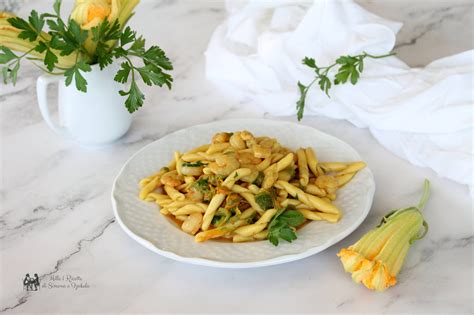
0 0 173 113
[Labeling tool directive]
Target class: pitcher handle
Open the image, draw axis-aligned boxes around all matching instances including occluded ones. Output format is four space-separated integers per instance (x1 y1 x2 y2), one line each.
37 75 70 138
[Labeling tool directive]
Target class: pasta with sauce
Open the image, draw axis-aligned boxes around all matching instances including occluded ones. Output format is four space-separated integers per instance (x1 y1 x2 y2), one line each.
138 131 366 244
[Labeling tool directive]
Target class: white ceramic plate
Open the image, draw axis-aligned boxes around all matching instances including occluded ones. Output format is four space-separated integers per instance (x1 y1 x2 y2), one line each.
112 119 375 268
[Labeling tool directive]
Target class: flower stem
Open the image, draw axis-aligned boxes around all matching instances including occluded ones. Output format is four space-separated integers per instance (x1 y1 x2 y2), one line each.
363 51 396 59
417 179 430 211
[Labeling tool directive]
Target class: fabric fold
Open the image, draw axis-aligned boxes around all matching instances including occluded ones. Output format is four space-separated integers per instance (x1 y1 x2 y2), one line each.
205 0 473 193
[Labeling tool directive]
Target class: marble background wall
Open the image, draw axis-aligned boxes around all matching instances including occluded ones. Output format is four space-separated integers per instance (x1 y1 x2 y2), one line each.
1 0 473 67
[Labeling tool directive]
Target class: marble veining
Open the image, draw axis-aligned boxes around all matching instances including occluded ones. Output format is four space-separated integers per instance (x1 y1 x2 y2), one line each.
1 219 116 313
356 0 474 66
0 0 472 313
395 4 472 49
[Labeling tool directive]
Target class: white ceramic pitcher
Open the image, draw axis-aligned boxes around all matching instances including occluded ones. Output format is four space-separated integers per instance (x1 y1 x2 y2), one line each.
37 62 132 145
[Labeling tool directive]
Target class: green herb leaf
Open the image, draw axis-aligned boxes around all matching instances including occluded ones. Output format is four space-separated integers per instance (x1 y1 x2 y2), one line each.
334 67 350 84
34 41 48 53
119 26 136 47
278 225 297 242
296 81 307 121
28 10 44 35
113 47 127 58
350 67 359 84
211 207 231 227
95 46 113 69
252 171 264 187
8 16 38 41
92 19 121 42
138 63 173 89
91 20 122 69
49 18 86 56
46 19 64 33
182 161 207 167
0 46 17 64
53 0 62 15
143 46 173 71
136 64 166 86
267 208 305 246
7 10 45 42
302 57 317 68
120 80 145 113
2 66 9 84
1 61 21 85
35 41 58 72
358 59 364 72
129 36 145 54
191 178 211 198
255 191 274 211
10 62 20 84
279 210 305 227
112 31 173 112
0 46 21 85
64 61 91 92
318 76 331 96
44 48 58 72
296 51 394 120
268 230 281 246
114 62 131 83
68 19 88 46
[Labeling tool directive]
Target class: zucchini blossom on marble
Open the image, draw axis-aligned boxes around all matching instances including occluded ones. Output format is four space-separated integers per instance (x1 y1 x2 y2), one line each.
337 179 430 292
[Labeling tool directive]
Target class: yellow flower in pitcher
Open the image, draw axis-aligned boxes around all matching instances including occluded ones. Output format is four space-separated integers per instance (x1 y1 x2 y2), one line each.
337 180 430 292
70 0 139 55
71 0 116 30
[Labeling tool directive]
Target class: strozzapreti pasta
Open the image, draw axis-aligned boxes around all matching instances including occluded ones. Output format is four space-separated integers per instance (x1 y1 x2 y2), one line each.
138 131 365 245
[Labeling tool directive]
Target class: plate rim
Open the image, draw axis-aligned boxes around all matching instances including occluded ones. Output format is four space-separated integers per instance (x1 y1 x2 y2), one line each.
111 118 375 268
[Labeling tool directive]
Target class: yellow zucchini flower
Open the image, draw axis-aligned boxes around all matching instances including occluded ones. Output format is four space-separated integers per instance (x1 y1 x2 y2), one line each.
70 0 115 30
337 180 430 292
70 0 139 55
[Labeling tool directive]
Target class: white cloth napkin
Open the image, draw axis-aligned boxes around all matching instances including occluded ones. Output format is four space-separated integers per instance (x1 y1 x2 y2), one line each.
205 0 474 193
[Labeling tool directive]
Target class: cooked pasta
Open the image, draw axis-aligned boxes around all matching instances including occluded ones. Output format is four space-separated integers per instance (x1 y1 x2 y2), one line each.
138 130 365 244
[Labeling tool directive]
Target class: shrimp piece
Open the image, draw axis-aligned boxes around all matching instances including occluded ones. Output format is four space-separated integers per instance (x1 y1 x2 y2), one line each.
240 130 254 141
241 130 257 148
229 132 246 150
212 132 231 144
253 144 271 159
236 151 261 165
208 154 240 176
160 170 184 187
240 165 259 183
181 165 204 176
259 138 275 149
272 141 281 151
181 213 203 235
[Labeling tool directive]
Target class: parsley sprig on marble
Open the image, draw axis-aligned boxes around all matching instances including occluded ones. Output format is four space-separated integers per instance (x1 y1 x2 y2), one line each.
296 51 395 120
0 0 173 113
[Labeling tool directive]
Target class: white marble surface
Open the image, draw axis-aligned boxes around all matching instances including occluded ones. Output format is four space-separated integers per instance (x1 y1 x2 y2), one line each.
0 0 473 313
